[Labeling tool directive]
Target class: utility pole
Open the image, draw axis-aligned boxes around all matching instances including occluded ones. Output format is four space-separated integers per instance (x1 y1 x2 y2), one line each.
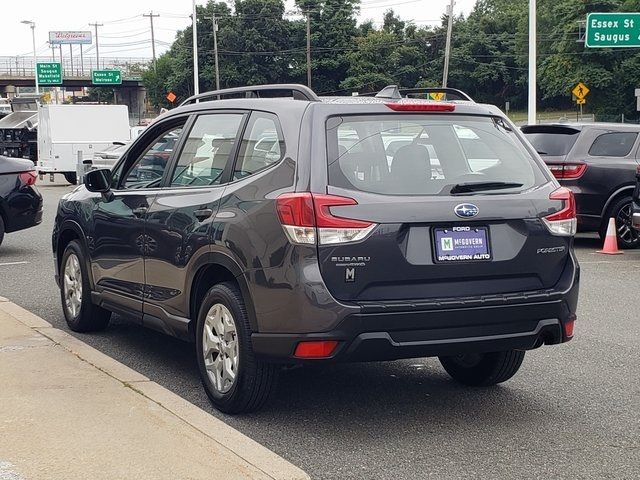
306 11 311 88
143 11 159 71
442 0 455 88
192 0 199 96
528 0 537 125
89 22 103 69
212 13 220 90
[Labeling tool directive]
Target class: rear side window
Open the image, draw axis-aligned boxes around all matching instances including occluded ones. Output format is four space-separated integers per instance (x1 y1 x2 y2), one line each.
588 132 638 157
233 112 284 180
522 127 580 156
327 115 545 196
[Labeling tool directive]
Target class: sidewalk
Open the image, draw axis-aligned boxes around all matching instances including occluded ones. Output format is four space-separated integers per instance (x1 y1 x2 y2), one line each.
0 298 309 480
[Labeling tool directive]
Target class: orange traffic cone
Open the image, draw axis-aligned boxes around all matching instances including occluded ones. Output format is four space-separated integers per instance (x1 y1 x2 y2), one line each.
597 218 623 255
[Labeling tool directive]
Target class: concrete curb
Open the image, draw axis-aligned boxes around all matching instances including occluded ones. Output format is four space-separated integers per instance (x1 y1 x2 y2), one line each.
0 300 310 480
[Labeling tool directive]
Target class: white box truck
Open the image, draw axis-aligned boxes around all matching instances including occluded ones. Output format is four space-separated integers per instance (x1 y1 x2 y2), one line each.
37 104 130 184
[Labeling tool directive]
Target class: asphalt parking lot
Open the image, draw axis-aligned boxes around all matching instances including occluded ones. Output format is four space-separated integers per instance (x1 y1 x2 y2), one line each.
1 182 639 480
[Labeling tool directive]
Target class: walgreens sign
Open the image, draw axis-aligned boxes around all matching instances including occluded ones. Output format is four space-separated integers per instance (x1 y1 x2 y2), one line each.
49 31 92 45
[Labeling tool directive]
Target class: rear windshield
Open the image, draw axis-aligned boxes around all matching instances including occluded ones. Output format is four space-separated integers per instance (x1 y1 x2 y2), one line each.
522 126 580 156
326 114 546 196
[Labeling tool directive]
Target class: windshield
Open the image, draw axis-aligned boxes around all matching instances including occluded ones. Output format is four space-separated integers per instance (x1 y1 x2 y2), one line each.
326 114 546 196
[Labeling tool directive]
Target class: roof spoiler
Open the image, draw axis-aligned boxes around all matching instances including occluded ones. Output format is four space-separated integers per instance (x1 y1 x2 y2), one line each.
181 84 320 106
368 85 475 102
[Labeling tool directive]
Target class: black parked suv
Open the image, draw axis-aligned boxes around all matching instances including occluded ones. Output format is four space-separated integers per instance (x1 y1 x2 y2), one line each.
522 123 640 248
53 85 579 413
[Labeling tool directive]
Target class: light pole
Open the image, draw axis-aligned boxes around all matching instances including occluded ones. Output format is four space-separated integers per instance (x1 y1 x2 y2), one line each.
528 0 537 125
192 0 199 96
21 20 39 95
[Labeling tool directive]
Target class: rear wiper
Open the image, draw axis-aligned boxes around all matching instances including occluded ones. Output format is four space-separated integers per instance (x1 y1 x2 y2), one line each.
449 181 524 195
536 150 548 155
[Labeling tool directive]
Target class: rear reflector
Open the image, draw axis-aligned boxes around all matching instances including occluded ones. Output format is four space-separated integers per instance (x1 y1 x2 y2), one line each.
547 163 587 180
563 315 576 340
18 171 37 186
294 340 339 359
384 102 456 112
276 193 377 245
542 187 577 236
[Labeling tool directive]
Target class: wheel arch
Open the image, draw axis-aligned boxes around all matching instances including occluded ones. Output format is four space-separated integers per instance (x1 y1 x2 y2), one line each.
55 220 95 288
601 185 635 219
188 252 258 338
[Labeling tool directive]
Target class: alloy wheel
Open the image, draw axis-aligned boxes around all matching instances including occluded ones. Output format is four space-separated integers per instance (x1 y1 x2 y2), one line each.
202 303 239 394
616 202 639 245
63 253 83 318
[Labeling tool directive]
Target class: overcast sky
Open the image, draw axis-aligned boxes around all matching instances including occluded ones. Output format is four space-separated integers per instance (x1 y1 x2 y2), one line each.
2 0 477 59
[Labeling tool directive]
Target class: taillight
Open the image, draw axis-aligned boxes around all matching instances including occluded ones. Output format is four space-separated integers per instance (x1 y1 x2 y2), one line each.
384 101 456 112
276 193 377 245
547 163 587 180
563 314 576 340
18 170 37 186
294 340 339 359
542 187 577 236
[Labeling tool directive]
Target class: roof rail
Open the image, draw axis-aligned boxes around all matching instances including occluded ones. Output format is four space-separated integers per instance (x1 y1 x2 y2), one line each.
366 85 475 102
180 84 320 106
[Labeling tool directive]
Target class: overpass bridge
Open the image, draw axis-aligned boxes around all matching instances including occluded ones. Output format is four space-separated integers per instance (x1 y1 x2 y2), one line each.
0 56 150 122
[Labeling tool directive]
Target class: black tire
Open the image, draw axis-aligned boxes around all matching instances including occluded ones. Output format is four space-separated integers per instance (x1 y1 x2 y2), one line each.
60 240 111 332
63 172 77 185
600 196 640 249
439 350 525 387
0 215 4 247
195 282 278 414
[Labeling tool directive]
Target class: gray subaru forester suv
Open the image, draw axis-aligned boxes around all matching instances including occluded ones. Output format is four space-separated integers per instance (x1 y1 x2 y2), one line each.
53 85 579 413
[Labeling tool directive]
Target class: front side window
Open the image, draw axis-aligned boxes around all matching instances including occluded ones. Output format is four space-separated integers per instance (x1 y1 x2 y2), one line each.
121 126 183 189
233 112 284 180
327 115 546 196
588 132 638 157
170 114 244 187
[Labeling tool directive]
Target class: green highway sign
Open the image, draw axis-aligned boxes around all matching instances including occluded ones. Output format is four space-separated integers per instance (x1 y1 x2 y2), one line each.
36 62 62 85
91 69 122 85
586 12 640 48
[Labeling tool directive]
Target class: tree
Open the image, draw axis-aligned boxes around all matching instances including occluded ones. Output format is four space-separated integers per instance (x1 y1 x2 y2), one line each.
295 0 361 93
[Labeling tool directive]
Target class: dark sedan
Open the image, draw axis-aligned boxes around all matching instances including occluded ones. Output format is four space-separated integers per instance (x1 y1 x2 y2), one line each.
0 156 43 246
523 123 640 248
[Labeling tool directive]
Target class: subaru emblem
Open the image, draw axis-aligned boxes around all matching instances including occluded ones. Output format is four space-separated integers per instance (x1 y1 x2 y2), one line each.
454 203 479 218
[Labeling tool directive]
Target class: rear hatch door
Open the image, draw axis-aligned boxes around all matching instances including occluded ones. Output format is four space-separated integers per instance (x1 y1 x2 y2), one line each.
320 113 571 303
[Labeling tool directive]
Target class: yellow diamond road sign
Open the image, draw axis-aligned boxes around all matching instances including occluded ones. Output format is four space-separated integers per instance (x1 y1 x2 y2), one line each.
572 82 589 100
429 92 445 101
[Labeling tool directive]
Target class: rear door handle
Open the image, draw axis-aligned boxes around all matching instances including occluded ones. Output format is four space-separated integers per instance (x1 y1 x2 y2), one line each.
132 206 148 217
194 208 214 221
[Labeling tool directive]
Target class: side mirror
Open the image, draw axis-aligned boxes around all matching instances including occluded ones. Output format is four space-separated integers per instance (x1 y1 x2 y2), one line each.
84 168 112 193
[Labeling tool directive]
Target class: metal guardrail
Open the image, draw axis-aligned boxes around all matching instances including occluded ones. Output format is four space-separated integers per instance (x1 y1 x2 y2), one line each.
0 56 149 80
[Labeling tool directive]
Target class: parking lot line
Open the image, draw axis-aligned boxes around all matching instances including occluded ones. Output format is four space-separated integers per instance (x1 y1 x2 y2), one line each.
0 262 30 267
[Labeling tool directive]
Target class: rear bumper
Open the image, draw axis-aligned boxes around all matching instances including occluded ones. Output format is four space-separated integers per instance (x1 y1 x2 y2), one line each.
252 254 580 363
3 188 43 233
